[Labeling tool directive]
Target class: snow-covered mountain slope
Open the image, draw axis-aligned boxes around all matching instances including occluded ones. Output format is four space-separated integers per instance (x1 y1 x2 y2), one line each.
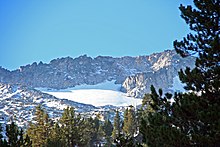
0 83 99 127
39 81 142 107
0 81 140 127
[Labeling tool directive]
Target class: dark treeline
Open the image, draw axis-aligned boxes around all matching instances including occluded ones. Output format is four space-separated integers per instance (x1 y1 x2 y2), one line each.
1 0 219 146
0 105 141 147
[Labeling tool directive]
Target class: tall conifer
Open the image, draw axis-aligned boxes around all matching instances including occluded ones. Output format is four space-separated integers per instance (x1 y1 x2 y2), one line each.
112 110 121 140
123 106 136 137
27 105 51 146
141 0 220 146
59 106 92 146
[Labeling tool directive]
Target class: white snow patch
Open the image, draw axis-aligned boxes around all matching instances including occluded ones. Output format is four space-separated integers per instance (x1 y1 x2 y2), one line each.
45 89 142 107
38 81 142 107
46 101 68 110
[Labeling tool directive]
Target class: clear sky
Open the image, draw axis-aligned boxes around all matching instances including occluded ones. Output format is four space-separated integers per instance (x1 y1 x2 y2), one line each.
0 0 193 70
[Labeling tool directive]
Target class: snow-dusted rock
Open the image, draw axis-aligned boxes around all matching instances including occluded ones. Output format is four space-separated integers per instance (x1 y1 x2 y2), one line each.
122 51 195 97
0 50 195 98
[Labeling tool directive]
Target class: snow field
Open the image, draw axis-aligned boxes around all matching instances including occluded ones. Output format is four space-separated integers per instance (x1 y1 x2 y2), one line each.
40 81 142 107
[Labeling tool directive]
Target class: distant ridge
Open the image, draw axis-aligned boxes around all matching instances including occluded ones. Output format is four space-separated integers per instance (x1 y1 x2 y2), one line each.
0 50 195 97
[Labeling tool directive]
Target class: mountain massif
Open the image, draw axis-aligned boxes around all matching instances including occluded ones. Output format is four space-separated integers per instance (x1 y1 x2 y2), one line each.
0 49 195 127
0 50 194 98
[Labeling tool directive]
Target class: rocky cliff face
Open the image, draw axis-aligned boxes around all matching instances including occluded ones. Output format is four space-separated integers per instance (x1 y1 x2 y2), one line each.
122 50 195 97
0 50 195 97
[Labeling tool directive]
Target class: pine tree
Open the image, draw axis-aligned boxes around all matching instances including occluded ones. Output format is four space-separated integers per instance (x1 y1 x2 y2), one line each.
103 119 113 138
123 106 136 137
128 106 136 136
4 121 32 147
112 110 121 140
59 106 93 146
59 106 79 146
47 122 64 147
103 119 113 145
27 105 51 146
141 0 220 146
122 108 128 135
97 123 105 145
138 94 154 142
140 86 185 146
77 117 93 146
89 116 100 146
6 121 19 146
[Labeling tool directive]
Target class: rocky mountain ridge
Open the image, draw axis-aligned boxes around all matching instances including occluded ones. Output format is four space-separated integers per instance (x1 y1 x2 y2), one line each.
0 50 196 127
0 50 195 97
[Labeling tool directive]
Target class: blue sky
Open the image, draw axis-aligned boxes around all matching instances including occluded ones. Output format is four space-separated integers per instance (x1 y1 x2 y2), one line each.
0 0 193 70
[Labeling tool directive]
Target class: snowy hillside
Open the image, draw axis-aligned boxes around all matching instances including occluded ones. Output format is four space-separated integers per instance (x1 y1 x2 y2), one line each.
0 81 141 127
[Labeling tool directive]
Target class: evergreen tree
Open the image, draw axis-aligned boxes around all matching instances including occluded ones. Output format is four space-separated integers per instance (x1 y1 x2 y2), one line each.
112 110 121 140
140 87 185 146
123 106 136 137
122 108 128 135
47 122 64 147
103 119 113 138
59 106 92 146
27 105 51 146
6 121 19 146
141 0 220 146
5 121 32 147
128 106 137 136
97 123 105 145
103 119 113 145
89 116 100 146
138 94 155 141
141 94 155 115
59 106 79 146
78 118 93 146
